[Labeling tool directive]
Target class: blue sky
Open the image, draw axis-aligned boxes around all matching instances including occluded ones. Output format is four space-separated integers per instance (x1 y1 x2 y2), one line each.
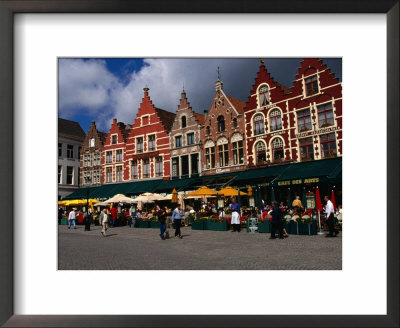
58 58 342 133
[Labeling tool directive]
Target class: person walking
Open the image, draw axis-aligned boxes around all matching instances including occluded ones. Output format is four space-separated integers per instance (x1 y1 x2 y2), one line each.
155 205 167 240
68 208 77 229
171 204 183 239
230 198 241 232
100 208 108 237
270 201 284 239
324 195 339 237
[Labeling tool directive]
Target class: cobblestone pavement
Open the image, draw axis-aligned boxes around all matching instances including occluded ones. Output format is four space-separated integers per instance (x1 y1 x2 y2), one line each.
58 224 342 270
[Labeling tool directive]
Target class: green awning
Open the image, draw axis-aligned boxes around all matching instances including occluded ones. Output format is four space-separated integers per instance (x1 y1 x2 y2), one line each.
63 186 101 200
272 157 342 186
232 165 289 185
153 177 197 193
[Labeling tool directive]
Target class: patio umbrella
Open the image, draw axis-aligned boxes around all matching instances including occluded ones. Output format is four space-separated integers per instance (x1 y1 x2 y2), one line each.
103 194 136 204
330 189 336 210
65 199 86 206
315 187 323 211
247 186 253 197
171 188 178 203
218 186 247 197
132 192 166 203
184 186 217 198
58 200 69 206
93 201 110 206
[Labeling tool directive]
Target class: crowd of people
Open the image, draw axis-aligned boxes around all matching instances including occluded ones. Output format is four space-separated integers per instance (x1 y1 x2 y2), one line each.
59 194 342 240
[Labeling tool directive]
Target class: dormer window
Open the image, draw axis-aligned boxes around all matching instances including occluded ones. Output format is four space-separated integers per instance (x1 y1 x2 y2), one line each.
181 116 187 128
89 138 95 148
142 116 149 126
305 74 319 96
258 85 270 107
111 135 117 145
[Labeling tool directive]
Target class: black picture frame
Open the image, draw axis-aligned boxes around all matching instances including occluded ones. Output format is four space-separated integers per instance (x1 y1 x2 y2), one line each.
0 1 398 327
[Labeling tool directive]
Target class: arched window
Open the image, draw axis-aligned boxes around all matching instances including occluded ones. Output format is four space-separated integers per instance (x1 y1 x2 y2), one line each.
272 138 284 162
253 114 265 135
217 115 225 132
181 116 187 128
269 109 282 131
232 133 244 165
258 85 270 107
204 140 215 169
255 141 266 165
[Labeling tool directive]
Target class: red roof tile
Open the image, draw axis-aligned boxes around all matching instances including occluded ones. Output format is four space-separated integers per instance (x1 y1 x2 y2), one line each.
155 107 176 132
226 95 246 114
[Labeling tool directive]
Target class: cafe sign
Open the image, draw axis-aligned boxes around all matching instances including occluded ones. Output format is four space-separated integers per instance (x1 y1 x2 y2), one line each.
295 126 339 138
277 177 319 186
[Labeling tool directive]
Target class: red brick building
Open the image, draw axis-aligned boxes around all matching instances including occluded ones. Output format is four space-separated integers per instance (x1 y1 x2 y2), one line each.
102 119 131 183
245 58 342 167
125 88 175 180
170 90 204 179
201 79 247 175
80 121 106 186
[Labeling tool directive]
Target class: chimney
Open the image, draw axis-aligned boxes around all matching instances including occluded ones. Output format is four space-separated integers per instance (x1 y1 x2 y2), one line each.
143 87 149 97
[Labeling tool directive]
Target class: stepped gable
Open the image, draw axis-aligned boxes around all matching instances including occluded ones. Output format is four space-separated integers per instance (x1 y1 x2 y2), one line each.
155 107 176 133
244 60 289 111
175 89 204 126
58 118 85 141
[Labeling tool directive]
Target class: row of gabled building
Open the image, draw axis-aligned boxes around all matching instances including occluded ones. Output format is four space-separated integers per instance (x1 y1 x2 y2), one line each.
79 58 342 187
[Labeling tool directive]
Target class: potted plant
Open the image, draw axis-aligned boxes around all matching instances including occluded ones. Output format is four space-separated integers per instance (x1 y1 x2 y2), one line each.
191 216 208 230
137 217 151 228
150 216 159 228
257 217 271 233
207 215 228 231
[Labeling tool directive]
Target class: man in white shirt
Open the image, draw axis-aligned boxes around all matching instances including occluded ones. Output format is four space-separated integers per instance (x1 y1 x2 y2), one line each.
324 195 339 237
100 209 108 237
68 208 77 229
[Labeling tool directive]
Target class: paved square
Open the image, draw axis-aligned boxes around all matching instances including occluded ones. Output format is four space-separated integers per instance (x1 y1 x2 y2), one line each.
58 225 342 270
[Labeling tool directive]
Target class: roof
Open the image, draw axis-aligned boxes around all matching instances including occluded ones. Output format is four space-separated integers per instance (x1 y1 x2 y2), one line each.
194 112 205 125
58 118 85 141
117 122 131 142
226 95 246 114
155 107 176 132
276 82 291 95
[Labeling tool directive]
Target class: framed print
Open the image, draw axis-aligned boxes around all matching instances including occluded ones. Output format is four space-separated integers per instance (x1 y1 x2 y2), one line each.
1 1 398 327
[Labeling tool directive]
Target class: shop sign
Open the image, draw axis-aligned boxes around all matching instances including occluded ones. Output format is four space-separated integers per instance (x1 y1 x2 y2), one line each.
277 177 319 186
295 126 339 138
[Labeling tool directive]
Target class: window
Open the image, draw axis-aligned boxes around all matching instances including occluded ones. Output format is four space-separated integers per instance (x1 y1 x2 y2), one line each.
258 85 270 106
106 151 112 164
217 116 225 132
175 135 182 148
93 170 100 184
187 133 194 145
191 154 199 175
58 143 62 157
233 118 238 128
142 116 149 125
218 144 229 167
320 133 337 158
181 116 187 128
83 154 91 167
270 109 282 131
116 149 123 162
205 146 215 169
206 126 210 135
131 160 138 179
78 147 81 159
112 135 117 145
106 167 112 183
172 157 179 177
155 157 163 177
93 152 101 166
58 166 62 184
305 74 319 96
253 114 265 135
255 141 266 165
83 171 91 185
299 137 314 161
136 137 143 153
66 166 73 184
142 159 150 178
67 145 74 158
116 166 123 182
272 138 284 162
317 102 334 128
233 140 244 165
148 135 156 151
89 138 95 148
297 109 312 132
181 156 189 177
